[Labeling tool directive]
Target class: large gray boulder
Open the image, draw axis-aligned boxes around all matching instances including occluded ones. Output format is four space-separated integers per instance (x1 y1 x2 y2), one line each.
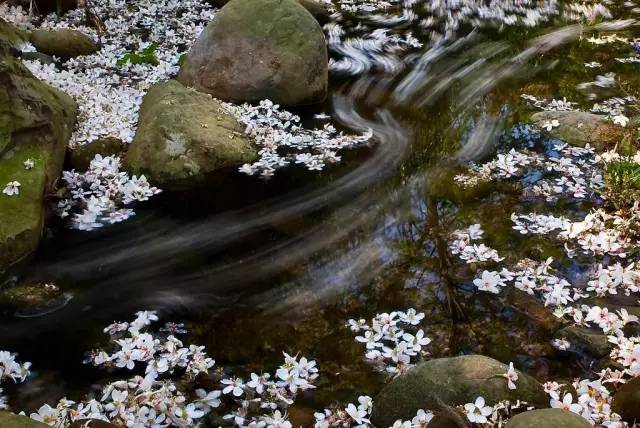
506 409 591 427
178 0 328 106
531 111 625 149
371 355 549 427
0 53 77 274
208 0 332 24
125 80 257 189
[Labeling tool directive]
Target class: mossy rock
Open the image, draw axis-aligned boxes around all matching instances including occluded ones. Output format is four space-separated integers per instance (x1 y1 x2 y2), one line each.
30 29 99 59
612 377 640 424
68 137 127 171
531 111 625 150
0 412 50 428
0 55 77 273
178 0 328 106
0 18 28 50
554 326 609 358
0 280 63 313
506 409 591 427
125 80 257 189
370 355 549 427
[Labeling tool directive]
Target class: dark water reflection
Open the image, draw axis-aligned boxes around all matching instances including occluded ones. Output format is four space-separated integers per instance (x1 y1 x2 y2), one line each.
2 5 640 417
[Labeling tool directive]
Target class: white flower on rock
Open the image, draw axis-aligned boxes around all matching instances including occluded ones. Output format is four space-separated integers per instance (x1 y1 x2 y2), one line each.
464 396 493 424
501 362 518 390
612 114 629 127
345 402 369 425
23 159 34 170
2 181 20 196
552 338 571 351
542 119 560 131
550 393 583 414
473 270 503 294
412 409 434 427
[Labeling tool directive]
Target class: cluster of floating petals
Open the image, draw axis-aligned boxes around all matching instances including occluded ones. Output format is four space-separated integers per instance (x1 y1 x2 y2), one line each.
58 155 161 231
221 100 373 177
347 309 430 375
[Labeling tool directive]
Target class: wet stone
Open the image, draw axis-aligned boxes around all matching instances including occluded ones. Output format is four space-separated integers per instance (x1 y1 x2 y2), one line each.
612 377 640 424
531 111 626 150
371 355 549 427
506 409 592 427
555 325 610 358
0 279 66 316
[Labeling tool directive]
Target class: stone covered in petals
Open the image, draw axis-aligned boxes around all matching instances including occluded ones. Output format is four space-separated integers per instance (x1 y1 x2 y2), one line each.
371 355 548 427
531 111 625 150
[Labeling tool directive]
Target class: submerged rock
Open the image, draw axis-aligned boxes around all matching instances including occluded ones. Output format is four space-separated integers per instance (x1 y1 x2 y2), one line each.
30 29 99 59
0 54 77 274
370 355 548 427
0 411 50 427
555 325 609 358
509 289 563 332
612 377 640 423
125 80 257 189
506 409 591 427
68 137 128 171
178 0 328 106
531 111 625 149
0 277 70 316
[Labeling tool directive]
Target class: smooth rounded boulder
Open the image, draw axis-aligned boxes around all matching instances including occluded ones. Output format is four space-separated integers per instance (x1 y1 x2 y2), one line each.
208 0 332 24
30 29 99 59
506 409 591 427
125 80 257 189
612 377 640 423
531 111 625 150
370 355 549 427
178 0 328 106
